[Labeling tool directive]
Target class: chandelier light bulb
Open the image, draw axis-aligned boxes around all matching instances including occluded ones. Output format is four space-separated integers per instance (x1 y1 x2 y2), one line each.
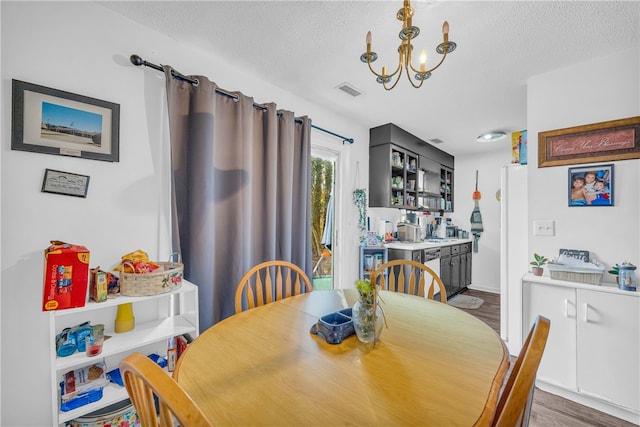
442 21 449 42
366 31 372 45
419 49 427 72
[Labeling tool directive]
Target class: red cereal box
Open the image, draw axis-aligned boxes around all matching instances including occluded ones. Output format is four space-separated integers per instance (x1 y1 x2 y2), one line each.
43 241 90 311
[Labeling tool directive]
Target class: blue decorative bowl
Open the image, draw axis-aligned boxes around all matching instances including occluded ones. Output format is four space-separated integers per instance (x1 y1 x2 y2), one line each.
310 308 354 344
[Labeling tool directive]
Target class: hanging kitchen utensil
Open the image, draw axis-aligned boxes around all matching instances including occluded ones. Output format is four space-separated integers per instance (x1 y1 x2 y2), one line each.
470 170 484 253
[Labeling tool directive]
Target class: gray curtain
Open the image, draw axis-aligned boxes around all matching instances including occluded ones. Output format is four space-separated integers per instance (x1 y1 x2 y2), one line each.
163 67 312 330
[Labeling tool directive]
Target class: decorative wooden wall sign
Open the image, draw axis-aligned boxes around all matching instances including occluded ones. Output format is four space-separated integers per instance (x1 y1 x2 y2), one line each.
538 116 640 167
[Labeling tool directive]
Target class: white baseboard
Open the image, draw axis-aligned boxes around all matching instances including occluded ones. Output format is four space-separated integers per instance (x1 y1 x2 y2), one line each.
467 284 500 294
536 380 640 425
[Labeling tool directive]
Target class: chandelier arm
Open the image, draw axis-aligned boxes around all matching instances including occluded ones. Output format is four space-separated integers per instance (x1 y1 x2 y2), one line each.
382 69 405 91
405 68 425 88
422 51 448 75
367 60 402 80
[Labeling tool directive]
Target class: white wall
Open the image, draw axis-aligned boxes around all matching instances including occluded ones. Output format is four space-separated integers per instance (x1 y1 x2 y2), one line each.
503 48 640 355
527 48 639 278
453 147 513 292
0 2 367 424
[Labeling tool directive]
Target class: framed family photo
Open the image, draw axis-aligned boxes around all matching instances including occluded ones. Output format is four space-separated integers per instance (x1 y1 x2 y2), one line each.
568 164 614 207
11 79 120 162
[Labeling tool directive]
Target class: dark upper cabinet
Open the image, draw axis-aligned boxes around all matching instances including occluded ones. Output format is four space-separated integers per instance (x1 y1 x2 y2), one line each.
369 144 419 209
369 124 455 211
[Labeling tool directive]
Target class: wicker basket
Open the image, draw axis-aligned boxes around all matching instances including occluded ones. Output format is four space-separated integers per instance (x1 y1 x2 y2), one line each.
119 254 183 297
547 263 604 285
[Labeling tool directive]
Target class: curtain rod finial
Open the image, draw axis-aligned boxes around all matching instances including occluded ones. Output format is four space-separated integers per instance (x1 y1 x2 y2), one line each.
130 54 144 66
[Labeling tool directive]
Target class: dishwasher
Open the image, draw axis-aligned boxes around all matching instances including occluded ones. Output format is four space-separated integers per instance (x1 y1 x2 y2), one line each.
387 248 442 298
423 248 442 299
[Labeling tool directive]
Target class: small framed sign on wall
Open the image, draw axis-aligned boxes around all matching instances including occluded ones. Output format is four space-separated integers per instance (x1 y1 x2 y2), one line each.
41 169 90 198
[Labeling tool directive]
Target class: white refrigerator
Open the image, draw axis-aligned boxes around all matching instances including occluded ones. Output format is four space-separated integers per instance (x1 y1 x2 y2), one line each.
499 164 529 355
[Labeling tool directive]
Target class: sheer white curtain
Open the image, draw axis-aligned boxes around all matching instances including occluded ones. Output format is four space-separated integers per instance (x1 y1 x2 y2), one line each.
163 67 312 329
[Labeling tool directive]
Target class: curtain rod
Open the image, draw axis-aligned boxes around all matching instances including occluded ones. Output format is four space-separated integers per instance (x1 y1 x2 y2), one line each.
130 54 355 145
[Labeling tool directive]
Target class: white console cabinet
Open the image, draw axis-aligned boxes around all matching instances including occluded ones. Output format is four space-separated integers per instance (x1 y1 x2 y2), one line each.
49 280 199 425
522 274 639 424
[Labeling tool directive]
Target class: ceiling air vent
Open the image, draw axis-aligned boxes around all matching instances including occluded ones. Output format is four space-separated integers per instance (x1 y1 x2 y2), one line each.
336 82 363 97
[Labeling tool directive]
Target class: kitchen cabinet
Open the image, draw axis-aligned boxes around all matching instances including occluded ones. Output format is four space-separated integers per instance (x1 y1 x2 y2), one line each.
440 166 454 212
384 240 472 300
49 280 199 425
369 124 455 211
522 276 639 423
439 243 469 298
417 156 440 210
460 242 472 288
359 246 388 281
369 143 418 209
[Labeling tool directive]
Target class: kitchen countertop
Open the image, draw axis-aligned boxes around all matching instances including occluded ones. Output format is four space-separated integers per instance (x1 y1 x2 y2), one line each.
385 238 473 250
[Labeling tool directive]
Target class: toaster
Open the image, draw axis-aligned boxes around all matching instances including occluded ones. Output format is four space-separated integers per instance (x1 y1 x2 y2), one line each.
397 223 422 242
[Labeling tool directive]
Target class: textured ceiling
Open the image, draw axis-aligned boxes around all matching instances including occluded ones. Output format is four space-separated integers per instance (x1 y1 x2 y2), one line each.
99 1 640 156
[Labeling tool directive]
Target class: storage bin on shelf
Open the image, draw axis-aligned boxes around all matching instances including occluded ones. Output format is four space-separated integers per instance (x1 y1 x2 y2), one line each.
119 254 183 296
547 263 604 285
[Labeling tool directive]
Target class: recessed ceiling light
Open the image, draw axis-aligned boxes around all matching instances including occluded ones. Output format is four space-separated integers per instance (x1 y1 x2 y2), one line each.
476 131 508 142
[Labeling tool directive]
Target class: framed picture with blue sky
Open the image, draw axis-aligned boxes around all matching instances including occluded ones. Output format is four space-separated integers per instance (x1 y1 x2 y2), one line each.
11 79 119 162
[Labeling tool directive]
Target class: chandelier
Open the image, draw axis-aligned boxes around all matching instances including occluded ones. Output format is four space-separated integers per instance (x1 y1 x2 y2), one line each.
360 0 457 90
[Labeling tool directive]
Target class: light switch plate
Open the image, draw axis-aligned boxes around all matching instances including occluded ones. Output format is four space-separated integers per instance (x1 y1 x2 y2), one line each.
534 220 555 236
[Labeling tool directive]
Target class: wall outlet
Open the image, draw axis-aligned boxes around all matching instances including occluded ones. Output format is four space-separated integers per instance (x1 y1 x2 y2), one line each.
534 220 555 236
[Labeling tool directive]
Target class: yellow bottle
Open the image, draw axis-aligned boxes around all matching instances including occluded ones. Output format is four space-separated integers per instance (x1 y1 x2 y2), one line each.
114 302 135 333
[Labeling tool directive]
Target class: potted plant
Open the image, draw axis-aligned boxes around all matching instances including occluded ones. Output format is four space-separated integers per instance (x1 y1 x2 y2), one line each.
530 253 548 276
608 264 619 283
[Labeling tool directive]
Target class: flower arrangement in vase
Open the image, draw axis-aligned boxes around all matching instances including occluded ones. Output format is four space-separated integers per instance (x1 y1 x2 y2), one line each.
353 279 384 343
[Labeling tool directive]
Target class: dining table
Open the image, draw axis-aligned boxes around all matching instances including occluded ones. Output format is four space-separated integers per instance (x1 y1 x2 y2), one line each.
173 289 510 426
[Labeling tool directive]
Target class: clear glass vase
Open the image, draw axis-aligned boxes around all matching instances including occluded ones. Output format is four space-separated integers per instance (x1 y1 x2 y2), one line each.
352 298 384 343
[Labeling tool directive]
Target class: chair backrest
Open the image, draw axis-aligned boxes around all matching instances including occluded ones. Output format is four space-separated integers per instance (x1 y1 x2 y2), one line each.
371 259 447 303
234 260 313 313
120 352 212 427
491 315 551 427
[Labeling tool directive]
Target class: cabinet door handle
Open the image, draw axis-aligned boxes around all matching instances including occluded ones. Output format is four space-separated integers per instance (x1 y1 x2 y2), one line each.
564 299 569 318
583 303 589 323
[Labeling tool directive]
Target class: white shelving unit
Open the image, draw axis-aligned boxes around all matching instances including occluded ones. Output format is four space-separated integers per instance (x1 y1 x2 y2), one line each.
359 246 388 281
49 280 199 425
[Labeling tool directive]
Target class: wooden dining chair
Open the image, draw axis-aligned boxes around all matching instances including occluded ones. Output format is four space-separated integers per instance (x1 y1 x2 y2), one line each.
491 315 551 427
371 259 447 303
120 352 212 427
234 260 313 313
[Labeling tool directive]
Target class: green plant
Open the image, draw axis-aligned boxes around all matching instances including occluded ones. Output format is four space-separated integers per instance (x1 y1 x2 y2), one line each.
355 279 375 303
530 253 549 268
353 189 367 237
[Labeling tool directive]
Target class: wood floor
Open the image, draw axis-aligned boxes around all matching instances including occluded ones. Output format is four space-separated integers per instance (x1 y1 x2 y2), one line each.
458 289 636 427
